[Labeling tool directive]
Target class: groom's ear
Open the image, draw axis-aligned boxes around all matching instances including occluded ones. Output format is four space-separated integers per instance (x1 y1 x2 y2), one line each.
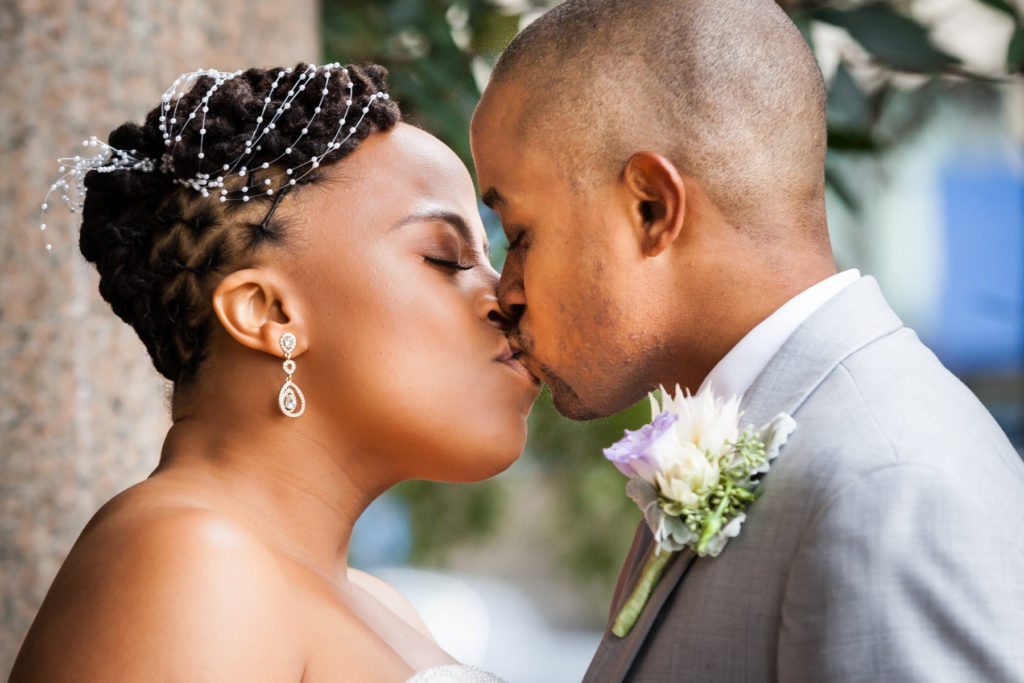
211 269 309 359
622 152 686 257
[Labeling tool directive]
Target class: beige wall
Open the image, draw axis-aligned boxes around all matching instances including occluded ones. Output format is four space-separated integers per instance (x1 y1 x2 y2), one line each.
0 0 320 674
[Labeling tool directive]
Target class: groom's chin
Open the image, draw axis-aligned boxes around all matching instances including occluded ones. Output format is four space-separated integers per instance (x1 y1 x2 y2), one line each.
548 382 605 422
554 402 602 421
548 374 647 422
538 361 624 420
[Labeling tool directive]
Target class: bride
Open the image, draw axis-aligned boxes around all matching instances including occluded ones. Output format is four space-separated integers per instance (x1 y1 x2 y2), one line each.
11 62 539 682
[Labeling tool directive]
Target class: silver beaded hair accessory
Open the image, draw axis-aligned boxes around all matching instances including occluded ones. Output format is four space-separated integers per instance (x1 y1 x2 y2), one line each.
38 62 389 252
38 142 155 251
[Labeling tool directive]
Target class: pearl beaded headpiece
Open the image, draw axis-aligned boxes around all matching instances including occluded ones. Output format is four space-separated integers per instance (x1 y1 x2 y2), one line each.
38 62 389 252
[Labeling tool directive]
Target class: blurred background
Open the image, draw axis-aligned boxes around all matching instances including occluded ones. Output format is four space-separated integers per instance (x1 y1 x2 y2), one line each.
2 0 1022 680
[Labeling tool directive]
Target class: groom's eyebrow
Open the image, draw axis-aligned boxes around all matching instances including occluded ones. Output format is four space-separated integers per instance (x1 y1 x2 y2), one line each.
481 187 505 210
391 210 491 258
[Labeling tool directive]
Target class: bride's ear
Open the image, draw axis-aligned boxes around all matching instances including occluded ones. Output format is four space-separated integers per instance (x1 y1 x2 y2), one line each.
622 151 687 258
211 269 308 358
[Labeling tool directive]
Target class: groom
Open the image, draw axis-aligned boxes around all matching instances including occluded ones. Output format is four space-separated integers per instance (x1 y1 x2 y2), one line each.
471 0 1024 681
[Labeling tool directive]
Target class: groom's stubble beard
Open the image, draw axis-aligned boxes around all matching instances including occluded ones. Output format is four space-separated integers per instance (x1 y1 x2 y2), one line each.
537 339 666 421
539 362 592 419
509 298 667 422
507 324 592 419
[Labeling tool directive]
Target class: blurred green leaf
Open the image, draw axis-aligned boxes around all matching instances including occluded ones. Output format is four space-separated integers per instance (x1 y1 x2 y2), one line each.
826 62 884 153
811 3 960 73
978 0 1021 20
875 78 944 142
394 478 505 564
1009 27 1024 73
789 10 817 51
827 129 881 152
524 390 649 592
825 158 861 210
827 62 873 135
470 8 521 55
322 0 504 170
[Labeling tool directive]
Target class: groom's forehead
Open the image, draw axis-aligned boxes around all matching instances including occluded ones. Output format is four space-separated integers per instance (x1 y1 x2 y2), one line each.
477 153 581 218
475 103 584 198
475 76 617 199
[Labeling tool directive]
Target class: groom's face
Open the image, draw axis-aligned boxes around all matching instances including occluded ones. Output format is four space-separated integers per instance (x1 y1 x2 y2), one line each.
471 85 663 419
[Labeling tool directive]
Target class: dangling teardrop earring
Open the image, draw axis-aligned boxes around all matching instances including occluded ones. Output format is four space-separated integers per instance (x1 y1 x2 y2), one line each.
277 331 306 418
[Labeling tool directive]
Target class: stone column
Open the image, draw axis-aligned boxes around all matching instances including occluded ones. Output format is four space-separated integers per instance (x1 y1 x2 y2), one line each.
0 0 319 674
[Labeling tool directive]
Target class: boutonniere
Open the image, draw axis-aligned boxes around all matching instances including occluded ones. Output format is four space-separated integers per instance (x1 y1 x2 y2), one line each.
603 384 796 637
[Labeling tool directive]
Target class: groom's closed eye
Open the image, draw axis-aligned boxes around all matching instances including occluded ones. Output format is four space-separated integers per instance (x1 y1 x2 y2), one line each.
481 187 505 210
507 230 528 252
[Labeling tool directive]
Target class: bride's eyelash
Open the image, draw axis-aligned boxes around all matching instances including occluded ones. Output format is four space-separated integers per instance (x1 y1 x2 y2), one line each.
424 255 474 271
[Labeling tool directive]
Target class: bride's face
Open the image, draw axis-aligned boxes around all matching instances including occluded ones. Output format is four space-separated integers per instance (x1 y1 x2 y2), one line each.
284 124 540 483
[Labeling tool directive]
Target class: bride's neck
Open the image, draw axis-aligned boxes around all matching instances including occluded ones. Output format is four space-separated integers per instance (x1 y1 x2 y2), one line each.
155 410 391 581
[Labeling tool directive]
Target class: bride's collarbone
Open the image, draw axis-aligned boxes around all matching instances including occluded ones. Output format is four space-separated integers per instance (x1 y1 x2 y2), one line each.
284 563 455 678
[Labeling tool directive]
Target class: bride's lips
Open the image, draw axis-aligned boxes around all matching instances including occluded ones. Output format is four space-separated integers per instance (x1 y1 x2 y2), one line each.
496 341 541 386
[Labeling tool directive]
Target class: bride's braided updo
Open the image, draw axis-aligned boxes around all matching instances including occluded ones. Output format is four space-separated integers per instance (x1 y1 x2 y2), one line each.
76 63 401 385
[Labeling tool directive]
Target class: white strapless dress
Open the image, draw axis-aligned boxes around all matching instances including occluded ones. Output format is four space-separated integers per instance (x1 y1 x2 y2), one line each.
407 664 507 682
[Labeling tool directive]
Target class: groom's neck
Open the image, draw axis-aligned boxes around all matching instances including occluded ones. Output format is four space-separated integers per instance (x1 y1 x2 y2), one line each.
662 248 838 393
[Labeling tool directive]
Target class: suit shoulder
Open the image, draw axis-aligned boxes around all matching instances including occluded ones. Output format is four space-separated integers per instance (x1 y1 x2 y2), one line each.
839 329 1021 476
778 331 1024 535
788 328 1018 468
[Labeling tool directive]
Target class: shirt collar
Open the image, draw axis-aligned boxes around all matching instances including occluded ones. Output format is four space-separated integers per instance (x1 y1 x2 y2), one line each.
699 269 862 401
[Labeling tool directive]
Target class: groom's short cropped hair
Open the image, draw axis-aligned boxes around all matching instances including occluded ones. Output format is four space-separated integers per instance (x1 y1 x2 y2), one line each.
488 0 829 242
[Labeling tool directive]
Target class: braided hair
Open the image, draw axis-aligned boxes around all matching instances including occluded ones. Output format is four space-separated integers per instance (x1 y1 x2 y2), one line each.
79 63 401 385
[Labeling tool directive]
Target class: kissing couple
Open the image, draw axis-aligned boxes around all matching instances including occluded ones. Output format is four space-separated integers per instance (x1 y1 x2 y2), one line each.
13 0 1024 681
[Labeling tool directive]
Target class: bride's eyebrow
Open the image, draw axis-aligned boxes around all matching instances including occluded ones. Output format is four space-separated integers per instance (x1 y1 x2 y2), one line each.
390 209 491 259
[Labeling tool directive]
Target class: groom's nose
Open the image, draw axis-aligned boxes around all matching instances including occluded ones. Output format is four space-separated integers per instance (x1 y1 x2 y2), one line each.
496 263 526 326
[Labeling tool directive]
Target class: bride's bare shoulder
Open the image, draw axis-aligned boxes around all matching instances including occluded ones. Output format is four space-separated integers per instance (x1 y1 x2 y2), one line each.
70 482 286 590
11 484 304 682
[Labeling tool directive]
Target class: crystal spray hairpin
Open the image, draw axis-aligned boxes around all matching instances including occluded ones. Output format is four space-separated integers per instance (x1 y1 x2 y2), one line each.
38 141 155 252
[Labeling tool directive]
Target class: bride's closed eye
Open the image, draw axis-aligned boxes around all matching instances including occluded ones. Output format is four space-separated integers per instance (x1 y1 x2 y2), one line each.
424 255 474 271
421 227 475 272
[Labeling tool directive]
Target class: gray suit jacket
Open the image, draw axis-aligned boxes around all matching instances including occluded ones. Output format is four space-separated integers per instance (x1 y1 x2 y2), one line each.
583 277 1024 682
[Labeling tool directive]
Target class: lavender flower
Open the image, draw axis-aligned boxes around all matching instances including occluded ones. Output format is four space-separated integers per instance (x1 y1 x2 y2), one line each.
603 412 679 484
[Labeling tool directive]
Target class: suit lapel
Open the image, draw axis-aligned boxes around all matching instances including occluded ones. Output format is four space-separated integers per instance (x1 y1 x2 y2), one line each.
585 528 698 683
585 277 904 683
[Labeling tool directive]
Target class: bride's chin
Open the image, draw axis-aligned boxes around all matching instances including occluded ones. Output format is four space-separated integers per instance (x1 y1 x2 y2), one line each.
436 445 526 483
404 408 530 482
481 450 523 478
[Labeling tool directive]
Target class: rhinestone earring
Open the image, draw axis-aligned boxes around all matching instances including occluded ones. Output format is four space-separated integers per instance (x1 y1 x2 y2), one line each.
277 332 306 418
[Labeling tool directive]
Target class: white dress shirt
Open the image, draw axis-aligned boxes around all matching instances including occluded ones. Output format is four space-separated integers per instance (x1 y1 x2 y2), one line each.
699 269 862 400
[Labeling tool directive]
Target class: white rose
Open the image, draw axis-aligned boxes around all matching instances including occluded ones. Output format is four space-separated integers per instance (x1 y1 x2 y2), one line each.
654 442 720 509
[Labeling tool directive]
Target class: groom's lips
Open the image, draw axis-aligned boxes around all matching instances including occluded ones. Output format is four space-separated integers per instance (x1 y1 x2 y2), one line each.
496 342 541 386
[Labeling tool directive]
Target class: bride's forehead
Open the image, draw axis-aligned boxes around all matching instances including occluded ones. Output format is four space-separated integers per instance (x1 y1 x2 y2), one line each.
307 126 481 232
356 123 470 182
345 128 476 218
